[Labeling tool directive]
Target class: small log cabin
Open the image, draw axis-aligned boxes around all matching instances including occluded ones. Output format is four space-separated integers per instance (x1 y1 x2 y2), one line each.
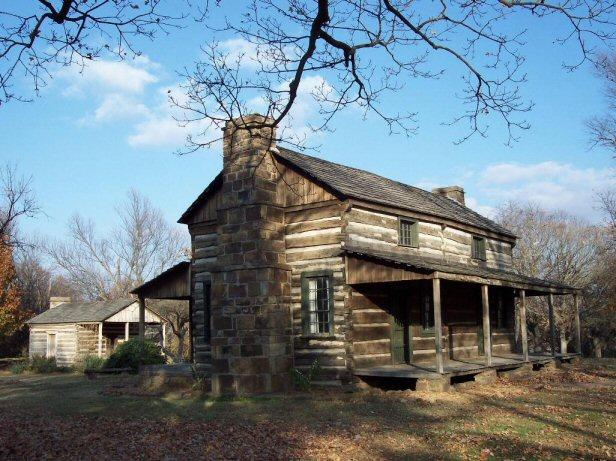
27 297 164 367
132 114 581 395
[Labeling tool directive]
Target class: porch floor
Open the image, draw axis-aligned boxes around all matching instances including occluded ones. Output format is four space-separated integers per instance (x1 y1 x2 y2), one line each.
354 352 580 380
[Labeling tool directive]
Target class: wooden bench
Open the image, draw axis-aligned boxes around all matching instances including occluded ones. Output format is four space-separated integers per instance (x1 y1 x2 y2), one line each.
84 367 132 379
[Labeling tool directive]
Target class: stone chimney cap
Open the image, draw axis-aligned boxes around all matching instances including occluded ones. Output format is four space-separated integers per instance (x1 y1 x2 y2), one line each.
431 186 466 206
49 297 71 309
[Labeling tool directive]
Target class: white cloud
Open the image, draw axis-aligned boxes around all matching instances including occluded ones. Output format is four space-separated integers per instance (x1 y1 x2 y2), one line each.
58 57 158 96
477 161 615 221
128 117 187 148
219 38 260 70
79 93 151 124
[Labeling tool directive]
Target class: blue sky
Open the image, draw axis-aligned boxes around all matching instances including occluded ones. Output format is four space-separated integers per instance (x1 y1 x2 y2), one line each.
1 4 614 244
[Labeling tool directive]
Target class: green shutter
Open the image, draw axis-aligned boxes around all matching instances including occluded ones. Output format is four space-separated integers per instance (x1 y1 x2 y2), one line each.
301 274 310 335
411 222 419 248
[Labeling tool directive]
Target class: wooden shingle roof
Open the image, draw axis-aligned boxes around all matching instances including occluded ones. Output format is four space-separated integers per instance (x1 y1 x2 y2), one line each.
275 148 515 238
26 298 137 324
344 244 575 293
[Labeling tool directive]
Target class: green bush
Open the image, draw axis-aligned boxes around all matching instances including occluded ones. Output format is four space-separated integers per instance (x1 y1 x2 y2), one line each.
81 355 106 372
30 355 63 373
10 361 28 374
290 359 321 391
105 338 164 372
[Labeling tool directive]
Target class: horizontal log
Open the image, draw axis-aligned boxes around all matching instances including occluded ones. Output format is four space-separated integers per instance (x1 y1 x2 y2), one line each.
286 217 341 234
353 339 391 356
286 204 341 223
353 354 391 368
352 324 390 342
352 310 390 325
285 231 342 249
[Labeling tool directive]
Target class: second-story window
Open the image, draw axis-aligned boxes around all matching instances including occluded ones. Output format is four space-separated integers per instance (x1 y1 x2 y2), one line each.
472 235 486 261
399 219 419 247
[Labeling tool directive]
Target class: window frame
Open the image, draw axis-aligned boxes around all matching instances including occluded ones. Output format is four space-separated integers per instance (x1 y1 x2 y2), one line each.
301 270 335 338
398 218 419 248
471 235 487 261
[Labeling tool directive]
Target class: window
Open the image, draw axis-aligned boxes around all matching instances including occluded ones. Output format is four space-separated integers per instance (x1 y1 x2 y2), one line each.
399 219 419 247
472 235 486 260
301 271 334 335
420 285 434 333
490 290 508 330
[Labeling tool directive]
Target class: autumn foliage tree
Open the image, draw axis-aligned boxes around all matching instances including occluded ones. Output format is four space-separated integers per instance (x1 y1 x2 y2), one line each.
0 241 31 356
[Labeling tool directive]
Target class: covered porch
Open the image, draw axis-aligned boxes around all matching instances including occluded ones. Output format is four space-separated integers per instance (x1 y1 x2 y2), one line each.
345 245 582 384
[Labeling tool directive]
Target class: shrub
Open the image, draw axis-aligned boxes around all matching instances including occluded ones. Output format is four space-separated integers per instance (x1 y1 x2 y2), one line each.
290 359 321 391
30 355 61 373
105 338 164 372
10 361 28 374
81 355 106 372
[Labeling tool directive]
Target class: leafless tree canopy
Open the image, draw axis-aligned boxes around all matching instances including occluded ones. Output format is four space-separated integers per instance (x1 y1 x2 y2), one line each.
175 0 616 149
46 189 189 301
0 0 185 105
587 53 616 155
0 164 39 247
495 201 612 352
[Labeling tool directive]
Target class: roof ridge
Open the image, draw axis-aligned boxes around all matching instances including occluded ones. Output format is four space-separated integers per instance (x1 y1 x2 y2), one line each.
277 147 514 237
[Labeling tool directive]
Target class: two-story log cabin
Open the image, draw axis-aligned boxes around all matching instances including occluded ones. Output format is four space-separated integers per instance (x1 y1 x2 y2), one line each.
132 114 580 395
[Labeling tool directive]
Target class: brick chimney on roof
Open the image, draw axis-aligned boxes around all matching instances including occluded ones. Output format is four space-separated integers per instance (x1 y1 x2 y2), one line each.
49 297 71 309
431 186 465 206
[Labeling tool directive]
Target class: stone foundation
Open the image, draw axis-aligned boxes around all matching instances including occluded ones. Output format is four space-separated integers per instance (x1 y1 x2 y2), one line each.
473 369 498 385
139 364 195 393
416 377 451 392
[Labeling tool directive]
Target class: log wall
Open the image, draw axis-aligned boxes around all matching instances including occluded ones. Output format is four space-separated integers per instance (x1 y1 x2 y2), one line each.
285 202 350 386
344 206 513 269
189 220 217 375
29 324 83 366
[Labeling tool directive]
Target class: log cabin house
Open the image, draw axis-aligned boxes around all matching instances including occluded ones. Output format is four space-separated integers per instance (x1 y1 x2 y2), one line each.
131 114 581 395
27 297 165 366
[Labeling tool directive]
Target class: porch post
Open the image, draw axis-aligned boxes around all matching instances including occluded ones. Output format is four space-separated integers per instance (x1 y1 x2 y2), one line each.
519 289 529 362
125 322 129 341
138 295 146 344
548 293 557 356
97 322 103 357
574 293 582 355
432 277 444 374
481 284 492 366
162 322 167 349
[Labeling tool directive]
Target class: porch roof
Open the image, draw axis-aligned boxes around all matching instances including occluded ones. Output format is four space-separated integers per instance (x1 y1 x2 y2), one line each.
343 244 576 295
130 261 190 300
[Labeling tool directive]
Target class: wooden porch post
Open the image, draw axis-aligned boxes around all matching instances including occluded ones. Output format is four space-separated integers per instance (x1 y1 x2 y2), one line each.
519 289 529 362
432 277 444 374
162 322 167 349
548 293 557 356
124 322 129 341
97 322 103 357
574 293 582 355
138 295 145 344
481 284 492 366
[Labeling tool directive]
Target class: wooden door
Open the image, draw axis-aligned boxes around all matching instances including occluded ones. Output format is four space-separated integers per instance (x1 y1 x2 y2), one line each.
46 333 56 358
391 292 412 364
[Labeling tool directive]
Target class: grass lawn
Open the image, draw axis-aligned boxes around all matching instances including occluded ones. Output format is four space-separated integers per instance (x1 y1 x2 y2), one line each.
0 359 614 460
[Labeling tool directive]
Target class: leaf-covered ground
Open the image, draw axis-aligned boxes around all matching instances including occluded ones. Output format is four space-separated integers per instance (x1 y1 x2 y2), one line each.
0 359 614 460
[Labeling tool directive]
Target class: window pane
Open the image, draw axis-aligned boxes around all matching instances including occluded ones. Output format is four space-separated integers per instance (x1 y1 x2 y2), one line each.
306 275 331 334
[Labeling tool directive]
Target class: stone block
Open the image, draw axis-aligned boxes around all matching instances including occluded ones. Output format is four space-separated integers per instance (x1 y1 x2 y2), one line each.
474 370 498 385
416 377 451 393
497 363 532 379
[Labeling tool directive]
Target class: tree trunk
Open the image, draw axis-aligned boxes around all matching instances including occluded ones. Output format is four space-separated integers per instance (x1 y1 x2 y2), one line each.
176 332 185 363
560 330 568 354
593 338 603 358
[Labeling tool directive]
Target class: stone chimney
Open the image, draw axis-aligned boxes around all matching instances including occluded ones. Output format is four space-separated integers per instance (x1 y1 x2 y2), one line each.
49 297 71 309
431 186 465 206
210 114 292 396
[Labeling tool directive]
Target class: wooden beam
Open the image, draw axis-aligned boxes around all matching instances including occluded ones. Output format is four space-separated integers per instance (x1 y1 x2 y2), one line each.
138 295 145 344
548 293 557 356
481 284 492 366
432 278 444 374
162 323 167 349
97 322 103 357
519 290 529 362
574 293 582 355
125 322 129 341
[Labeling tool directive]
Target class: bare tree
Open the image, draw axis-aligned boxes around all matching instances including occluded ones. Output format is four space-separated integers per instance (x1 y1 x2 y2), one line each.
149 299 190 363
0 164 39 247
175 0 616 150
587 53 616 156
0 0 191 105
495 202 603 352
46 189 188 301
